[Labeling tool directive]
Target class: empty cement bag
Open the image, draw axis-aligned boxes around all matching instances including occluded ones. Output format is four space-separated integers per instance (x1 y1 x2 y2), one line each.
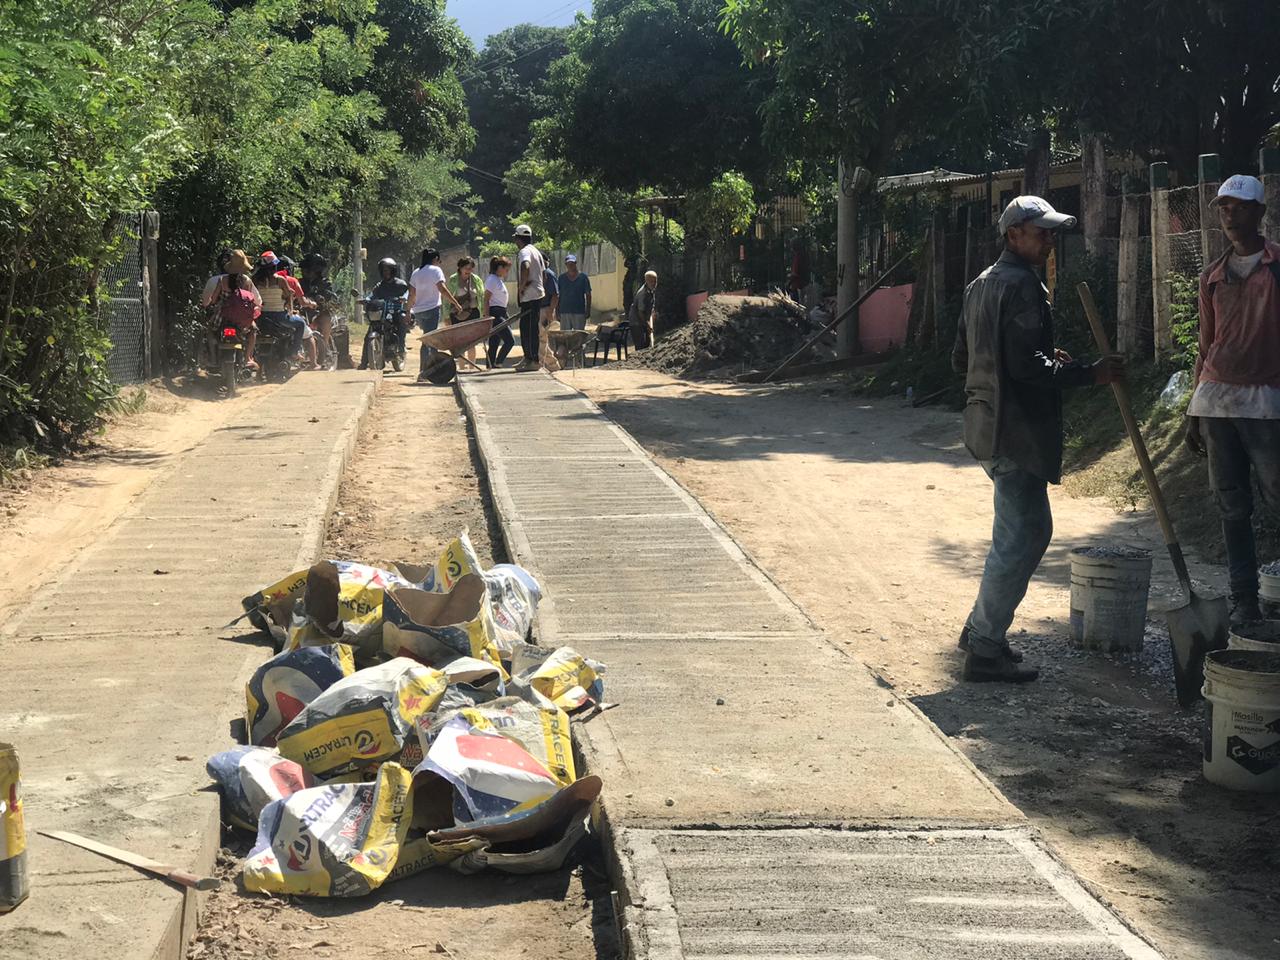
394 532 541 655
246 644 355 747
432 775 602 875
243 561 410 658
413 697 575 824
510 646 606 714
208 746 318 831
243 761 413 896
276 658 447 777
382 578 504 671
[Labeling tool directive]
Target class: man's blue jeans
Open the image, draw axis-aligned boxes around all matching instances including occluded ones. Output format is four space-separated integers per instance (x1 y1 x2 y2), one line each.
965 459 1054 657
1204 416 1280 598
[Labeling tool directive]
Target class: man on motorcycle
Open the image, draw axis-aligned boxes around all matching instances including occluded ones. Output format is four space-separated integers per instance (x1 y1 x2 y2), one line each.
301 253 341 368
360 257 410 370
273 254 319 369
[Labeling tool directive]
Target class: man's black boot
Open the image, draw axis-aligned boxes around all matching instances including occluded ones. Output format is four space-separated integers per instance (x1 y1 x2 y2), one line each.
962 650 1039 683
1230 593 1264 625
957 625 1023 662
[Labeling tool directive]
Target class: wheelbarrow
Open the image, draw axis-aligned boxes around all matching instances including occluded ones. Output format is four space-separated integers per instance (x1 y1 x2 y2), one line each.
418 315 515 384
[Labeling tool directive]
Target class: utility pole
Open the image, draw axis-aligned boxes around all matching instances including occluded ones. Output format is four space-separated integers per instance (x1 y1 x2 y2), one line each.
350 201 364 312
836 157 860 358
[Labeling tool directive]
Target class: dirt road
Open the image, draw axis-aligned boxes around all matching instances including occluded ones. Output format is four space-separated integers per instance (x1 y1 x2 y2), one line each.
569 367 1278 960
191 365 616 960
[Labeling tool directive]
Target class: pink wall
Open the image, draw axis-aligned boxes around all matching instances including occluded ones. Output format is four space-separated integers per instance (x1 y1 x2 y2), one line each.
686 291 708 323
858 283 913 354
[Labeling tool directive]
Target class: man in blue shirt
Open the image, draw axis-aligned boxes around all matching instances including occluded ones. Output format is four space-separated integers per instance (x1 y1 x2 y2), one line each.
557 254 592 332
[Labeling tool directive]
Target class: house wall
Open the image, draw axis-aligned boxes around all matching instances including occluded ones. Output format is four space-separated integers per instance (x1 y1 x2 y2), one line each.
859 283 914 354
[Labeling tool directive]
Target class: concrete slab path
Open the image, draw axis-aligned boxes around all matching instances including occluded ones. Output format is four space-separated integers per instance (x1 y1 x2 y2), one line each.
0 371 377 960
458 371 1165 960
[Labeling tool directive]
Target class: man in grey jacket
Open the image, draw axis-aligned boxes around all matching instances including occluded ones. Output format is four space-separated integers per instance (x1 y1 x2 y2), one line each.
952 196 1125 683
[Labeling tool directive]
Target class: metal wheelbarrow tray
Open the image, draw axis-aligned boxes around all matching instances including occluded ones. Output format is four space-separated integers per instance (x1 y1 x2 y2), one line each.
418 315 515 383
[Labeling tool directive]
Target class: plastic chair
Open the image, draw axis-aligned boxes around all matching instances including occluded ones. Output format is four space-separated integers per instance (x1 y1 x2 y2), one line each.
592 321 630 364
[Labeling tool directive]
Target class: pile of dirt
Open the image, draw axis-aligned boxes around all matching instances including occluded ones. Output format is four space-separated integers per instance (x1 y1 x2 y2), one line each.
625 294 827 378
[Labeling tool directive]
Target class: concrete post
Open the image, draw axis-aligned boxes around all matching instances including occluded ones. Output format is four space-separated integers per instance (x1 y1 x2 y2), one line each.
1115 179 1142 356
1198 153 1225 265
929 210 946 347
1261 147 1280 243
1080 127 1107 257
1150 163 1173 360
836 157 859 357
1023 128 1050 197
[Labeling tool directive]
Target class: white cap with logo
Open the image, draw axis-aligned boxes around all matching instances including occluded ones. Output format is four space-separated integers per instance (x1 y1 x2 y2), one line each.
513 223 533 238
1211 174 1264 205
998 196 1077 234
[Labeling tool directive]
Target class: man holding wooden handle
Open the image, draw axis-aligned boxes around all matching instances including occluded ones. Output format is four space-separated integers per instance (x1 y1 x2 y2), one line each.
1184 174 1280 625
952 196 1125 683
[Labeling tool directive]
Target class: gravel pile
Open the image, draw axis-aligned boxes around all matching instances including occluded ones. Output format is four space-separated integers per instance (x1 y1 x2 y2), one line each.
622 294 826 379
1259 560 1280 576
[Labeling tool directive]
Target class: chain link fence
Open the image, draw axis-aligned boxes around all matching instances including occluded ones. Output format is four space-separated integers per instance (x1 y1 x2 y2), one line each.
101 212 149 383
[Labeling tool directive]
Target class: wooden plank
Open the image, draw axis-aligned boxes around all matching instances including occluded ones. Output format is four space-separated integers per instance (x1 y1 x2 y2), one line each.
1116 191 1142 356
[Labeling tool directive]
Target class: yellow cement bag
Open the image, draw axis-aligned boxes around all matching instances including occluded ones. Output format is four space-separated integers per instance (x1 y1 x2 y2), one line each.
243 762 413 896
245 644 356 747
412 697 576 825
382 578 505 672
513 646 606 714
242 562 410 659
394 532 540 655
1 744 29 913
276 659 447 777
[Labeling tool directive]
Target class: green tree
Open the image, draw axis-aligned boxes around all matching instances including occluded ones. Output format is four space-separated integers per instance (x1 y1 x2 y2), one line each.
546 0 775 194
464 24 571 232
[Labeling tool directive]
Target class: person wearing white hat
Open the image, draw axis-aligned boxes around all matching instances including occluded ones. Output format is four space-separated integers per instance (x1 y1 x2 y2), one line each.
951 196 1125 683
1184 174 1280 624
557 254 592 333
513 224 546 371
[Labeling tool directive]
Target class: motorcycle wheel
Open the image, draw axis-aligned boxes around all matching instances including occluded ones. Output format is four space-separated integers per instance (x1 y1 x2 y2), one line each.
335 329 353 369
369 336 384 373
220 354 238 397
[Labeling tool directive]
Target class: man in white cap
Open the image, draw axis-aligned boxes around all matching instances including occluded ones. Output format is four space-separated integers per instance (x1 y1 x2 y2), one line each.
557 254 592 333
513 224 546 371
1184 174 1280 624
951 196 1125 683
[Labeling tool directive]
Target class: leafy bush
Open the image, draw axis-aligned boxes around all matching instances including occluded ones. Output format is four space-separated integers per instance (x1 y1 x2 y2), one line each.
1168 271 1200 369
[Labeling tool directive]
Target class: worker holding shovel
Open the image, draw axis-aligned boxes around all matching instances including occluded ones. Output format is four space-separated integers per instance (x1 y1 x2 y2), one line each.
1184 174 1280 625
952 196 1125 683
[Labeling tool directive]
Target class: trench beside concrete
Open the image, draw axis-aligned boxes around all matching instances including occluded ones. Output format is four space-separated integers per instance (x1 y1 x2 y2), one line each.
0 371 378 960
457 371 1164 960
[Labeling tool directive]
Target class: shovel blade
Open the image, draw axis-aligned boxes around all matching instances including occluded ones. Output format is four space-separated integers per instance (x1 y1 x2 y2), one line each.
1166 592 1229 708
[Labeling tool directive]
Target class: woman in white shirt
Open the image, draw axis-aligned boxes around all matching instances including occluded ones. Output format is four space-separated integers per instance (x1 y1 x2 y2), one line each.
408 248 463 381
484 256 514 368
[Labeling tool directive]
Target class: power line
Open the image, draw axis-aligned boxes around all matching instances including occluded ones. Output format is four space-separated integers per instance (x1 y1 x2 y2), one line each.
455 2 584 89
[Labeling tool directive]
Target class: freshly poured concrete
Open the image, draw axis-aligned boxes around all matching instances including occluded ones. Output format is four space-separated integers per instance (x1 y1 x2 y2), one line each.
457 371 1163 960
0 373 377 960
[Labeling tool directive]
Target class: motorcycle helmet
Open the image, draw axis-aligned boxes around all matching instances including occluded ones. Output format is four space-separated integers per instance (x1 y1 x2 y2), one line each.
378 257 399 279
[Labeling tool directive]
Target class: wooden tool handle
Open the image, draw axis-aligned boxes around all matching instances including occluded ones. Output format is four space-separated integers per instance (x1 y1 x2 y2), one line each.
1076 282 1193 591
169 869 220 891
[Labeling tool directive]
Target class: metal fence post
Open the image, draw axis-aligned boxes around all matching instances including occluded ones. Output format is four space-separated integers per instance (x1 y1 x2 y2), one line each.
1261 147 1280 244
1150 163 1173 360
1116 176 1142 357
142 210 161 378
1198 153 1225 265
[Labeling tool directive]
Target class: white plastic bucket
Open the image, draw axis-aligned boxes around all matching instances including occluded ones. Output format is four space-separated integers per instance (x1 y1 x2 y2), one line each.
1260 567 1280 615
1227 620 1280 653
1069 548 1153 652
1202 650 1280 792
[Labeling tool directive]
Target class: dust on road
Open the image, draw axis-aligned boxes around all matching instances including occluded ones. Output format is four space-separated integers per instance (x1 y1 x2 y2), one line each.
569 366 1278 960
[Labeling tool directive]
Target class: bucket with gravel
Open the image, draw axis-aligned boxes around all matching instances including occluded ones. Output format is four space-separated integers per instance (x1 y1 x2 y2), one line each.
1069 545 1153 652
1227 619 1280 653
1260 561 1280 616
1202 650 1280 792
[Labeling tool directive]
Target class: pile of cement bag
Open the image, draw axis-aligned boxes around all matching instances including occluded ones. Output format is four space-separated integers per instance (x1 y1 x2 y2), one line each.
207 532 606 897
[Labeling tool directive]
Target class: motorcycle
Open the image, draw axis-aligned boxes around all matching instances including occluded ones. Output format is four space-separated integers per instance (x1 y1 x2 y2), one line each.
197 309 252 397
253 320 300 382
357 295 408 372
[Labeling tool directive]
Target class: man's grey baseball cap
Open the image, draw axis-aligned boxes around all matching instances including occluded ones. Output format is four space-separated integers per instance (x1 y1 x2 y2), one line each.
998 195 1077 234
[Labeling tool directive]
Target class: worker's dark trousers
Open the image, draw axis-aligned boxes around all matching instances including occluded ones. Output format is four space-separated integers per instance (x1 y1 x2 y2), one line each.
518 300 540 361
1204 417 1280 599
965 458 1053 657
